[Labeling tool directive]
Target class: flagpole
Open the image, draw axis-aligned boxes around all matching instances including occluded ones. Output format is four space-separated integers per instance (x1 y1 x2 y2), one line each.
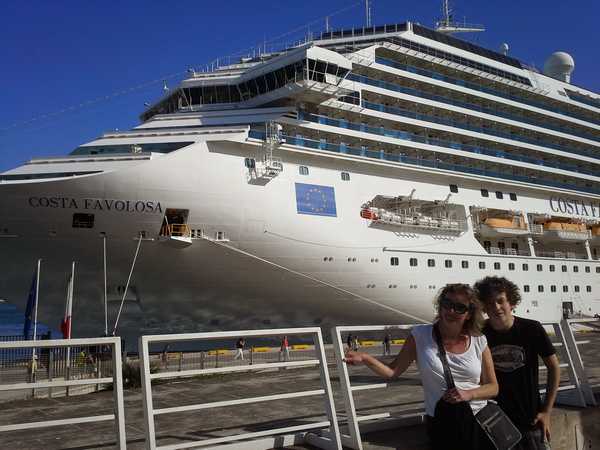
31 258 41 380
103 234 108 336
65 262 75 374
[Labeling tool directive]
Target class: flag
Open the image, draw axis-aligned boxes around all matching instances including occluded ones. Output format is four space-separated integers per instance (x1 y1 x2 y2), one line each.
60 276 73 338
23 271 38 340
295 183 337 217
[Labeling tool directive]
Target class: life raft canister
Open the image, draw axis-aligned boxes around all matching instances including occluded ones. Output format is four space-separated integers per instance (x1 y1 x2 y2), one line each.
360 208 378 220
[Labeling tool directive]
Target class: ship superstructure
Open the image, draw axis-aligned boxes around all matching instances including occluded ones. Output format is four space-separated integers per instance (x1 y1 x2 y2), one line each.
1 17 599 344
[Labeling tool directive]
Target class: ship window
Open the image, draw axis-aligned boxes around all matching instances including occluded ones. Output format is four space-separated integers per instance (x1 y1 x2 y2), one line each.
561 265 567 272
495 191 503 199
72 213 94 229
574 285 580 293
390 257 399 266
409 258 418 267
341 172 350 181
480 189 489 197
244 157 256 168
299 166 309 175
573 266 579 273
483 241 491 251
509 193 517 201
523 285 530 292
522 263 529 271
449 184 458 193
532 300 539 307
551 285 557 292
596 267 600 273
508 263 515 271
428 259 436 267
461 260 468 269
538 285 544 293
587 285 592 292
549 265 556 272
444 259 453 268
479 261 486 269
585 266 590 273
537 264 543 272
494 262 501 270
563 285 569 292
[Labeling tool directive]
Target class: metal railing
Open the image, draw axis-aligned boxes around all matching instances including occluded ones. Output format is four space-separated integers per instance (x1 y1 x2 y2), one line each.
0 337 126 449
542 320 596 408
139 328 341 450
332 325 422 450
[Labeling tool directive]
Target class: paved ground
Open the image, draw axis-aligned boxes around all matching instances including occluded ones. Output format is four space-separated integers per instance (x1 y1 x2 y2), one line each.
0 332 599 450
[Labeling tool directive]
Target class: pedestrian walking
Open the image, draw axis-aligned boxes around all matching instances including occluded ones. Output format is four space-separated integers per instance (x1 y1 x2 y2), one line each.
280 335 290 361
234 337 245 360
383 333 391 356
346 333 353 350
352 335 360 351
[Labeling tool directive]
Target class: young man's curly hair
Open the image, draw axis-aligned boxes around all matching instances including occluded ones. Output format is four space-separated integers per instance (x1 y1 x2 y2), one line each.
474 276 522 307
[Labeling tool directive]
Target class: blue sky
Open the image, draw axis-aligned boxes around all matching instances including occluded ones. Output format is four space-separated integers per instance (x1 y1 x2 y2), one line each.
1 0 598 172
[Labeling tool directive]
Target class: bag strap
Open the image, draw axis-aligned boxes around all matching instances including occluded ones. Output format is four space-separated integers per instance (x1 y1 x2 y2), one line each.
433 323 456 389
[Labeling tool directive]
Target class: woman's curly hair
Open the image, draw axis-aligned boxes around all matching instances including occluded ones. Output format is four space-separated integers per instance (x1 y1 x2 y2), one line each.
474 276 522 307
434 283 485 336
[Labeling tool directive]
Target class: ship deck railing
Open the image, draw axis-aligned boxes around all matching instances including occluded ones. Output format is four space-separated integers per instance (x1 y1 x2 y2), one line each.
296 110 598 177
248 130 600 196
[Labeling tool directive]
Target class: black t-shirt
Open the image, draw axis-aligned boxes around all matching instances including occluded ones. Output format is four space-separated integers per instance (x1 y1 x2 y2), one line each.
483 316 556 430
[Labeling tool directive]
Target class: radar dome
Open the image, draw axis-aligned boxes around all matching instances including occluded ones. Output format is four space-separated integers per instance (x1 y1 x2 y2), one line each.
499 43 509 56
543 51 574 83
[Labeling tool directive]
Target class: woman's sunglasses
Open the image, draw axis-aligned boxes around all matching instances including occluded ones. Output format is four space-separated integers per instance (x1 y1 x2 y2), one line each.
440 298 472 314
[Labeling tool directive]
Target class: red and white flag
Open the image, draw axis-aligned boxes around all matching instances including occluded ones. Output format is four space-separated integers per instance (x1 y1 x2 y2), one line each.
60 263 75 338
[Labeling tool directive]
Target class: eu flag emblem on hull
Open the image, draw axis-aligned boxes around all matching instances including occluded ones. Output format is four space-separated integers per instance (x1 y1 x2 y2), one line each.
295 183 337 217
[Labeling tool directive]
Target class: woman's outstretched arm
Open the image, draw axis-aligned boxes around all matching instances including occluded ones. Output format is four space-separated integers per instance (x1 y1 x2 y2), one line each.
344 334 417 379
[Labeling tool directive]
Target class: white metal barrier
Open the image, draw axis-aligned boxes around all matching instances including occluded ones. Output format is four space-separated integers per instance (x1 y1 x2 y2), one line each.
332 321 597 450
0 336 126 449
332 324 422 450
139 328 341 450
545 319 597 408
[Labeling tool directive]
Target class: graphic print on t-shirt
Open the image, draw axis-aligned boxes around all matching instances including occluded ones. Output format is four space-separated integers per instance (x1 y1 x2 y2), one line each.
490 344 525 372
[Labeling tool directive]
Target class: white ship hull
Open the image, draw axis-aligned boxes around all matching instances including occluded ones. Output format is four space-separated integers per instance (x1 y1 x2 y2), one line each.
1 140 598 346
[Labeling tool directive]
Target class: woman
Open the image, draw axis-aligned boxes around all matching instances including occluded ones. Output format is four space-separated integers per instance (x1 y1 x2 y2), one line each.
345 283 498 449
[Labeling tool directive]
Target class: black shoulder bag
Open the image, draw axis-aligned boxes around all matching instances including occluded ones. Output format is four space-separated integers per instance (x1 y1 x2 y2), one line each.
433 324 522 450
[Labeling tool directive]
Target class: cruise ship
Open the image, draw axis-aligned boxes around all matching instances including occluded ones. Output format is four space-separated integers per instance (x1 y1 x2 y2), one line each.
1 10 599 345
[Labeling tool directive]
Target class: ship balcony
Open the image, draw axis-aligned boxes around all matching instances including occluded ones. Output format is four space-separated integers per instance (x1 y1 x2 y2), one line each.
535 250 588 260
486 246 531 257
529 223 591 242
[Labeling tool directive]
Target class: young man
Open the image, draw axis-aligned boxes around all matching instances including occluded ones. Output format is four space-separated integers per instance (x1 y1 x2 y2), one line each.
475 276 560 450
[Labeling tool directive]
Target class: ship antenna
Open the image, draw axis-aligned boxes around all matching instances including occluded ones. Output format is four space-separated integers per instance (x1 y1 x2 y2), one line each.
435 0 484 34
365 0 372 27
